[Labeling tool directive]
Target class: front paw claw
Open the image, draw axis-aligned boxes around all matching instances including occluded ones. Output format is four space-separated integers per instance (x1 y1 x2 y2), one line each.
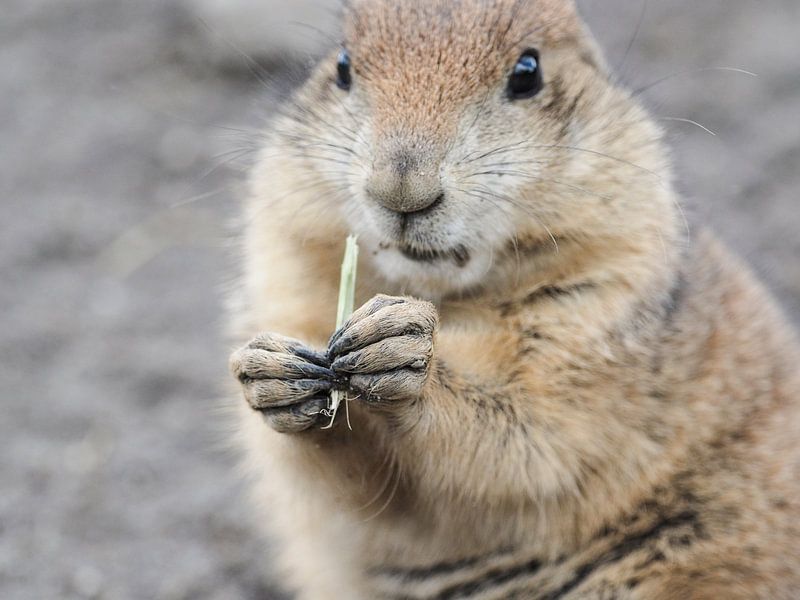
331 335 432 375
328 295 437 359
328 295 438 404
348 369 430 403
260 397 329 434
230 333 333 433
242 377 333 410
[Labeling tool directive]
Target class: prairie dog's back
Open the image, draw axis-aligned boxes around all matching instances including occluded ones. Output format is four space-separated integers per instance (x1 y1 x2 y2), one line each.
229 1 800 598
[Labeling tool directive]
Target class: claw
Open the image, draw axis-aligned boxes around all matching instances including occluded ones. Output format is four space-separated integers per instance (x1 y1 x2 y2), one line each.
293 346 331 368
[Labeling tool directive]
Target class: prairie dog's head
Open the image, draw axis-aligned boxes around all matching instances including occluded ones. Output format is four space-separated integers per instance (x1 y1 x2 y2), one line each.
266 0 676 297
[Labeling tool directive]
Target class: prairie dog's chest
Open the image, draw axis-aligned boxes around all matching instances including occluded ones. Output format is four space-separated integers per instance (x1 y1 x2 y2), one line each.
437 302 519 379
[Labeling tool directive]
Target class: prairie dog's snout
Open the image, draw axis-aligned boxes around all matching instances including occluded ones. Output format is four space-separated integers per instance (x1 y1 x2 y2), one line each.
274 0 627 293
366 142 445 215
314 0 603 293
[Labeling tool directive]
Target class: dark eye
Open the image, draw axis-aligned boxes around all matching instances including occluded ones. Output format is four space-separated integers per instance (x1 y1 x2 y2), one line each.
336 49 352 91
508 49 543 100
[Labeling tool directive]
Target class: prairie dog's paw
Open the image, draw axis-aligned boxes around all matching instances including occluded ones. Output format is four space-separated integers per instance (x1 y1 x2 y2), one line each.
328 295 438 404
230 334 333 433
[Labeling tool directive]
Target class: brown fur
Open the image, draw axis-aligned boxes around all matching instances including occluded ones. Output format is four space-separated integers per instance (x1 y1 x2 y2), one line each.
228 1 800 597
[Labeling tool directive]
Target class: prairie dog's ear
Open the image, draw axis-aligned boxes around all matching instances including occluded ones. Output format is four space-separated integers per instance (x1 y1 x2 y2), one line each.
519 0 608 65
530 0 581 41
574 18 612 76
541 0 611 75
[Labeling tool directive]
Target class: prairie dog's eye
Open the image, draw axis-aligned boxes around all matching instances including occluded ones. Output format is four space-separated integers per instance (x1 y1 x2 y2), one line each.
337 49 352 91
508 49 543 100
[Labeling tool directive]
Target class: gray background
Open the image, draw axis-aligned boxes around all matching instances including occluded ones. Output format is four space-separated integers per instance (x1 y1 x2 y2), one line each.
2 0 798 598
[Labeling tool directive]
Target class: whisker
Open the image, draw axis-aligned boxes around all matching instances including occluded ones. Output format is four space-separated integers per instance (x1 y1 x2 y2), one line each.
458 139 532 165
465 170 614 202
195 17 274 91
355 452 397 513
459 140 662 182
362 463 403 523
185 147 258 192
633 66 757 97
534 144 663 181
289 154 361 168
615 0 649 75
169 186 230 210
661 117 717 137
456 185 561 254
509 232 522 286
289 21 345 50
670 193 692 248
276 127 362 156
450 93 493 158
249 177 341 217
473 159 547 170
285 103 364 147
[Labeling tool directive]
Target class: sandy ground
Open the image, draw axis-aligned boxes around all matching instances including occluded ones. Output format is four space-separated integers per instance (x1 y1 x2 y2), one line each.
1 1 798 598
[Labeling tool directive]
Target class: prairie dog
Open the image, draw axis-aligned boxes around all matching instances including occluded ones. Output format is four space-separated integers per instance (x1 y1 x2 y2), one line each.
228 1 800 598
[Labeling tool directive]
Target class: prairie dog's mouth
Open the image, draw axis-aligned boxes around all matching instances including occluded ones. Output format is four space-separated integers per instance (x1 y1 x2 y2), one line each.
368 236 494 296
398 243 471 268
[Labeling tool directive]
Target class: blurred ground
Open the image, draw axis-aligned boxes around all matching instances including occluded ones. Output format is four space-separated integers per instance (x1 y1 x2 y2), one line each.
1 0 798 598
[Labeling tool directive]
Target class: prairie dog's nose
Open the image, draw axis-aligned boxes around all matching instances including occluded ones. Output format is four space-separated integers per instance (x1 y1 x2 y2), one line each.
366 152 443 214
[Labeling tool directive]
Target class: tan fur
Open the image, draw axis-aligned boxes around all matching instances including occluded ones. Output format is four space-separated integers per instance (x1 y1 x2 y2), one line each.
228 1 800 598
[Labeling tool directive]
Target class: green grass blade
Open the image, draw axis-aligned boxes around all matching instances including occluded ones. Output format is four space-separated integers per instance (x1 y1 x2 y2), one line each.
336 235 359 328
324 235 359 429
